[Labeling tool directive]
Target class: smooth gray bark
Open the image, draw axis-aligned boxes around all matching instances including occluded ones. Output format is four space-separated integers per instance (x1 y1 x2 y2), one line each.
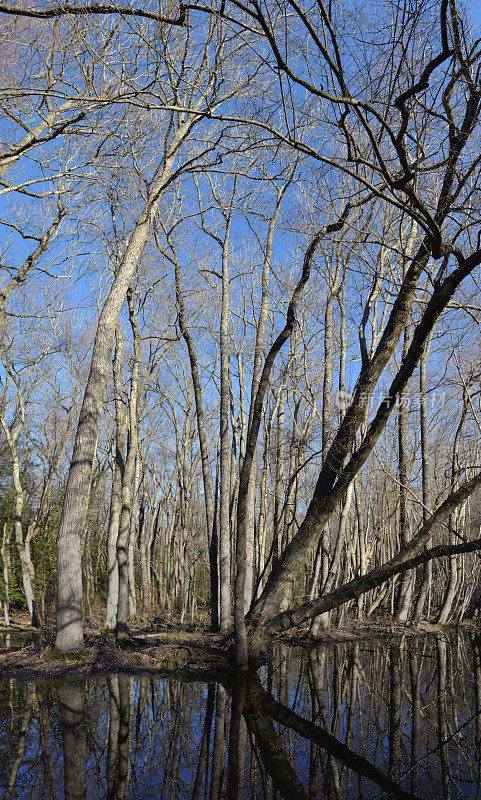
219 196 234 630
413 338 433 622
106 327 126 629
56 122 197 651
0 381 39 626
169 238 217 629
234 208 351 665
116 290 141 639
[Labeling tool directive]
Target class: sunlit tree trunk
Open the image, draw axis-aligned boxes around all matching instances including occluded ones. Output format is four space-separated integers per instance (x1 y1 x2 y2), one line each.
0 384 39 626
106 328 126 630
0 523 9 626
168 238 217 630
219 195 234 629
56 91 217 650
438 404 466 624
413 337 433 623
116 290 141 641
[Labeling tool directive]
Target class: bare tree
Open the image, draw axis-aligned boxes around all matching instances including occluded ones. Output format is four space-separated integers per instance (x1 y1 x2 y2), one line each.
55 15 245 651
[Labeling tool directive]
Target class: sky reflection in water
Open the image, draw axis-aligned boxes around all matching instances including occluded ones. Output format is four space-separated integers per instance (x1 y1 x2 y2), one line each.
0 632 479 800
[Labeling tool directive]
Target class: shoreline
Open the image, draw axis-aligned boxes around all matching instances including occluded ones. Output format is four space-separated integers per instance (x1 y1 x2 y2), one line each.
0 618 478 682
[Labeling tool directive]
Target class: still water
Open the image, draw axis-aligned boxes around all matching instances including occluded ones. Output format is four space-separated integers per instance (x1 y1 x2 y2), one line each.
0 632 479 800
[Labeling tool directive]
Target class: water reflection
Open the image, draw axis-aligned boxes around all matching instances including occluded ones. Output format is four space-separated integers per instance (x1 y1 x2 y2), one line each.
0 632 479 799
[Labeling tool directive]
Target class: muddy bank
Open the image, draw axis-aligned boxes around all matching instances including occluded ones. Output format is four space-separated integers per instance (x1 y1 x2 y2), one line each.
0 617 478 681
0 629 232 681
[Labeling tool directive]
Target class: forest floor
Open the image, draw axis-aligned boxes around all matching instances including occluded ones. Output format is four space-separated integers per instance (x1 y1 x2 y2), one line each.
0 612 479 682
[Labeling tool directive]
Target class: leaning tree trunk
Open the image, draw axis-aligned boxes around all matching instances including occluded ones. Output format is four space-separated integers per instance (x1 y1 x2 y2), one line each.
55 122 193 651
55 243 141 650
234 209 352 666
248 237 436 640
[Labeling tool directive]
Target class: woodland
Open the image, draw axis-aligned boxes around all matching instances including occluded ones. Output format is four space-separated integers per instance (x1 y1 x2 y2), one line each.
0 0 480 670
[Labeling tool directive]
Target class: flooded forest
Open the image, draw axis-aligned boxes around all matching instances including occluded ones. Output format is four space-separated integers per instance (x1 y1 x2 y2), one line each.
1 0 481 796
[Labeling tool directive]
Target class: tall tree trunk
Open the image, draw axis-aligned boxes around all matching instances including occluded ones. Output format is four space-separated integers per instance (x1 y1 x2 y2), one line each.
1 523 9 626
396 321 414 621
438 404 466 624
219 199 233 629
139 476 161 614
106 327 126 629
169 239 217 630
234 209 351 665
273 374 288 566
128 454 140 619
116 289 141 641
311 252 343 632
413 338 433 622
244 187 286 614
56 113 207 652
1 404 39 626
249 231 442 640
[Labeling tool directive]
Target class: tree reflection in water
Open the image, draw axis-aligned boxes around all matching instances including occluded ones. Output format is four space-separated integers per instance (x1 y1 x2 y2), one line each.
0 633 479 799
